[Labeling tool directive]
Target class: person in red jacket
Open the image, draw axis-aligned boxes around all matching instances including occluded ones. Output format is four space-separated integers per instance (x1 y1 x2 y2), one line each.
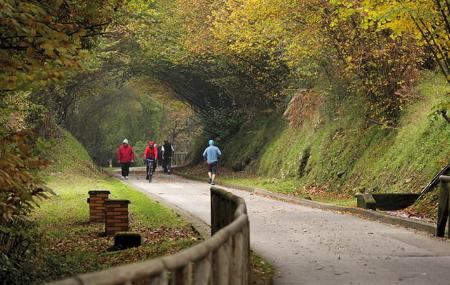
143 140 158 179
116 139 135 180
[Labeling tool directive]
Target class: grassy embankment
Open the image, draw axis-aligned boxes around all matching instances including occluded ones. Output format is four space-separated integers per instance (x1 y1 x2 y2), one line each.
32 129 199 283
183 72 450 218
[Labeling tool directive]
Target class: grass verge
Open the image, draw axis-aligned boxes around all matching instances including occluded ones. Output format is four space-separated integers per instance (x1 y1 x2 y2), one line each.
32 173 200 283
251 251 274 285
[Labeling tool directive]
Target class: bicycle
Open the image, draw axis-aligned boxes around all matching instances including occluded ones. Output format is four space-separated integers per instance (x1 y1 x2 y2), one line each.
146 158 155 183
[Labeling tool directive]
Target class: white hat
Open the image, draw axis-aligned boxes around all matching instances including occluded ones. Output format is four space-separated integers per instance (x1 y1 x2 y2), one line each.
123 139 129 144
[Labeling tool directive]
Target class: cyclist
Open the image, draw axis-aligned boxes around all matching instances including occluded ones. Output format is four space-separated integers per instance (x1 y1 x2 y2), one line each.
203 139 221 185
144 140 158 180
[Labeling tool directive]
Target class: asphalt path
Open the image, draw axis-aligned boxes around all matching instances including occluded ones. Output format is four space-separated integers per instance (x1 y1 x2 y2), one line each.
124 171 450 285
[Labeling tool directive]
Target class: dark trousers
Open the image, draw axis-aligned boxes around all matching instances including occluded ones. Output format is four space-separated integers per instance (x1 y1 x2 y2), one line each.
436 181 450 237
121 162 130 177
163 157 172 173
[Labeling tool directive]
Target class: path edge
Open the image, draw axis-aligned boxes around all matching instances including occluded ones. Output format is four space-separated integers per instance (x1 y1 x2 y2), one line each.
174 171 438 236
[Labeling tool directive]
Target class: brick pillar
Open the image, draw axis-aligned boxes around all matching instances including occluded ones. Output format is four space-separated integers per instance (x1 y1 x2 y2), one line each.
104 200 130 236
87 190 110 223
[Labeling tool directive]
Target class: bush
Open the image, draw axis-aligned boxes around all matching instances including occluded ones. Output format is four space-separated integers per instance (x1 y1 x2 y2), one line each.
0 131 51 223
0 219 40 285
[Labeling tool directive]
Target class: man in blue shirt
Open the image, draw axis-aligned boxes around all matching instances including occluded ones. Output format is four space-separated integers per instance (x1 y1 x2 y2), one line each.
203 139 222 185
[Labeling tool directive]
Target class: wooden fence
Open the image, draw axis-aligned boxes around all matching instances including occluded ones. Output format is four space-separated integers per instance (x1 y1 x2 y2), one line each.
46 187 250 285
172 152 189 167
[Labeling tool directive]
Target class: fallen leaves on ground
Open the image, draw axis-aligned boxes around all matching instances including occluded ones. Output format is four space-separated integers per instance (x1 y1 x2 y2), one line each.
283 184 351 203
41 220 200 270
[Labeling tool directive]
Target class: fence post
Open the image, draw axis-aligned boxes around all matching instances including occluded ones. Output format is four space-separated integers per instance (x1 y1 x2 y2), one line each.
242 219 250 285
149 271 169 285
214 237 231 285
436 175 450 237
231 231 244 285
193 253 212 285
211 190 220 235
172 262 193 285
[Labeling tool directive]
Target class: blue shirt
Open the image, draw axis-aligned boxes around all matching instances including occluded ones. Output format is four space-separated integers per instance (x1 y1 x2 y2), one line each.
203 145 222 164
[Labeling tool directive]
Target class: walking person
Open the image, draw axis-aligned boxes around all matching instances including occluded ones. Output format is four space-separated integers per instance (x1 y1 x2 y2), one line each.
162 140 175 174
203 139 221 185
116 139 134 180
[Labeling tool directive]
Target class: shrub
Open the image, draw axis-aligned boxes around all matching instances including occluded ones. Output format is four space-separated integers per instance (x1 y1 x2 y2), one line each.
0 131 51 223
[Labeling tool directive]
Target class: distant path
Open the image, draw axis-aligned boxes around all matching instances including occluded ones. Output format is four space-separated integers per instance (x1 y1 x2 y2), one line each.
124 170 450 285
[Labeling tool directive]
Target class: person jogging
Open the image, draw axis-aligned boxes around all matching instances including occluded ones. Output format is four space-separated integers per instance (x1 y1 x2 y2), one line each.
202 139 221 185
116 139 134 180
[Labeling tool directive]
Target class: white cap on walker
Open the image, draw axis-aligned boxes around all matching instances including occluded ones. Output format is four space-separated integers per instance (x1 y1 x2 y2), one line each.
123 139 129 144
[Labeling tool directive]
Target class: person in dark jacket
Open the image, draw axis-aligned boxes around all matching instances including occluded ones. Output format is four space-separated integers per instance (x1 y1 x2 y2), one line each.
162 140 174 174
116 139 135 180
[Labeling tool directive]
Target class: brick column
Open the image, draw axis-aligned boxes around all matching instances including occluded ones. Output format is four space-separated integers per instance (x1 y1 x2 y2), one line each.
87 190 110 223
104 200 130 236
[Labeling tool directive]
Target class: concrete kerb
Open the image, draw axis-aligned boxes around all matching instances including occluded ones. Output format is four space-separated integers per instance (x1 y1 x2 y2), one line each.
226 182 438 235
173 171 438 236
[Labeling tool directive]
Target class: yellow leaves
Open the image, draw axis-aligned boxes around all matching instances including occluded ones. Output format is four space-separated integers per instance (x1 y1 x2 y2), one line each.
358 0 449 83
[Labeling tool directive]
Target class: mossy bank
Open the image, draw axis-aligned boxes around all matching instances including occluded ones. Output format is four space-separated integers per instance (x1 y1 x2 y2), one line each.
218 72 450 219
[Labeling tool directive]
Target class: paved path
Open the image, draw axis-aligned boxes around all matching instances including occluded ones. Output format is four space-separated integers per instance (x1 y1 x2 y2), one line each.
125 171 450 285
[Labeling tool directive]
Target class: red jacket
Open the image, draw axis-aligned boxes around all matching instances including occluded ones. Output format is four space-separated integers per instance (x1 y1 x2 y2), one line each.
116 145 134 163
144 145 158 160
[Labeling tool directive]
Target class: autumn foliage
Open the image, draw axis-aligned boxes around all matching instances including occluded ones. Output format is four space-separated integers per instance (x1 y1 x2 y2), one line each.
0 0 125 92
0 131 49 224
137 0 447 126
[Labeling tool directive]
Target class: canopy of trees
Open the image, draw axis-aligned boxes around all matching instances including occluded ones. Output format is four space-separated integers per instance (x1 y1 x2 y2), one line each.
114 0 449 127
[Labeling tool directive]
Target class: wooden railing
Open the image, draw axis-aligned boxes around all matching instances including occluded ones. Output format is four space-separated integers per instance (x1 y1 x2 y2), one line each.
46 187 250 285
172 152 188 167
